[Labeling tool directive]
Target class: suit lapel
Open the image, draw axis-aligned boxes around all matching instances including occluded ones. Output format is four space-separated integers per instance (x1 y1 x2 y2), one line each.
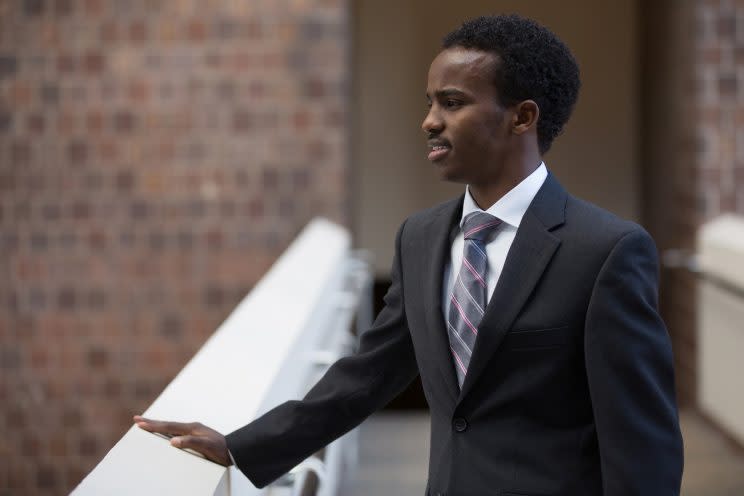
459 174 567 400
422 196 463 402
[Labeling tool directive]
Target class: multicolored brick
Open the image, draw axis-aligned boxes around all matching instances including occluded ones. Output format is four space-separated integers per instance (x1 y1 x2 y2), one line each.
0 0 348 493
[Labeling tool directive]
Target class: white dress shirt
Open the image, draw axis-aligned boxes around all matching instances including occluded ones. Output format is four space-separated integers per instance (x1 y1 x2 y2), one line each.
442 163 548 320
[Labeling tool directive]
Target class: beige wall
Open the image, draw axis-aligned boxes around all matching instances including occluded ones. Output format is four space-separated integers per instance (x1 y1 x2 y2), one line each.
352 0 639 275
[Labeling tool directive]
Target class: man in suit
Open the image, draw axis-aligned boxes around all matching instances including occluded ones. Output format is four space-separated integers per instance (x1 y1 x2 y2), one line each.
136 14 684 495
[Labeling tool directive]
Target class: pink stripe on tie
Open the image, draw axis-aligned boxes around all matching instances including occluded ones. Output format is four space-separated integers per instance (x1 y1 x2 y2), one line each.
450 345 468 374
450 294 478 335
461 257 486 287
464 220 501 238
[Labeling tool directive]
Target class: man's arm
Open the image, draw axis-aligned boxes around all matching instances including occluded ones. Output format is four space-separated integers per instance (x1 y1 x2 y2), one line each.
224 219 418 486
584 227 684 495
136 220 419 487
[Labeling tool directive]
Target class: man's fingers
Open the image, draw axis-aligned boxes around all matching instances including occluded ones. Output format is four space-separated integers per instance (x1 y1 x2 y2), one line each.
133 415 196 436
171 435 198 449
133 415 230 466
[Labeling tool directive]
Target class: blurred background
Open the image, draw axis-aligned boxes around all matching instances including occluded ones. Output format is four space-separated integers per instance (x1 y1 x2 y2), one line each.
1 0 743 494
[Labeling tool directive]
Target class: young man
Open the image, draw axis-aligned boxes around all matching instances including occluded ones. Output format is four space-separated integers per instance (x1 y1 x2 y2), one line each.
137 14 684 495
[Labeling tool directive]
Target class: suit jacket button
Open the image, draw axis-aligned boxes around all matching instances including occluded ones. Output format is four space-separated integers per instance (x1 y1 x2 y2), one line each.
453 417 467 432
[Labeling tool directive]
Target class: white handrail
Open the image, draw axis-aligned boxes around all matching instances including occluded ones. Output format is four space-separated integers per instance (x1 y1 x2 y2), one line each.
72 218 370 495
697 214 744 447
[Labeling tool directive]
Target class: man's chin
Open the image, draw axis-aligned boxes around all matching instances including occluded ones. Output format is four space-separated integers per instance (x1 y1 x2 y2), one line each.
435 162 465 184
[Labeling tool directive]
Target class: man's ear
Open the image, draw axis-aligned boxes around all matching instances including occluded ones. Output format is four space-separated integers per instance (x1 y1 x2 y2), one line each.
511 100 539 135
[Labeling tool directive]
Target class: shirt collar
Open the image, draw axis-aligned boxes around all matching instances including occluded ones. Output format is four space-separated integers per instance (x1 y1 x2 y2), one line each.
461 162 548 229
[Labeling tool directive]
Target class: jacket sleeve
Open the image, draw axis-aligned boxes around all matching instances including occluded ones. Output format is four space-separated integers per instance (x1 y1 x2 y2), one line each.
584 227 684 495
225 220 419 488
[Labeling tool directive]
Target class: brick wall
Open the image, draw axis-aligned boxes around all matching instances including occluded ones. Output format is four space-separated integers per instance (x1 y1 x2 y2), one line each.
0 1 349 494
642 0 744 406
695 0 744 217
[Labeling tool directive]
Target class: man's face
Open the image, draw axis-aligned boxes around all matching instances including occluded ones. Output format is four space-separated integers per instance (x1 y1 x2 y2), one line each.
423 47 512 185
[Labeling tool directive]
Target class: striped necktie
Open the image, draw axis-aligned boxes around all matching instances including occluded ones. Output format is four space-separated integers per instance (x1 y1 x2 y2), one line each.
447 211 502 387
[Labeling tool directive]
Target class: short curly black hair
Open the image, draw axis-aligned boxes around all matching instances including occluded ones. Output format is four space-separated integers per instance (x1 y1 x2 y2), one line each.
443 14 580 154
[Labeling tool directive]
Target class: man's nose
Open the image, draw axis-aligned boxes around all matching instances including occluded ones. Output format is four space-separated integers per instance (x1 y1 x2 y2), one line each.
422 107 443 134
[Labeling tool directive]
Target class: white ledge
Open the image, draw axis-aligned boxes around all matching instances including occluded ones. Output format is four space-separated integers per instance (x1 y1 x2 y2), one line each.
697 213 744 292
697 213 744 446
73 218 357 496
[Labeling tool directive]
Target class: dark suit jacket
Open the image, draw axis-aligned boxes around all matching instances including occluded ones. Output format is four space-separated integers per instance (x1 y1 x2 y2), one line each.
226 174 684 495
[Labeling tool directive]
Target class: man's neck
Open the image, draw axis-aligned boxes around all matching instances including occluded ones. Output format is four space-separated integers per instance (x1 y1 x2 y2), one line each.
469 159 542 210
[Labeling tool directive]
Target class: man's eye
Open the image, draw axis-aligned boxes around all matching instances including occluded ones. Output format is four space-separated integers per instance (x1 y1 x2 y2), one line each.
445 100 462 108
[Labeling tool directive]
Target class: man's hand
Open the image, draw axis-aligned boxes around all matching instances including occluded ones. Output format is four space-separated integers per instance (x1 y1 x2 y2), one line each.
133 415 233 467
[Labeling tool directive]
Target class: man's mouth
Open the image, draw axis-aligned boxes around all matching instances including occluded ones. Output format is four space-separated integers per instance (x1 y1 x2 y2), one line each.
427 140 451 162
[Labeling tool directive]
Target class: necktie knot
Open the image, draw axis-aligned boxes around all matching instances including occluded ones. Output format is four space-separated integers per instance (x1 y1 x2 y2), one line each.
462 211 502 242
